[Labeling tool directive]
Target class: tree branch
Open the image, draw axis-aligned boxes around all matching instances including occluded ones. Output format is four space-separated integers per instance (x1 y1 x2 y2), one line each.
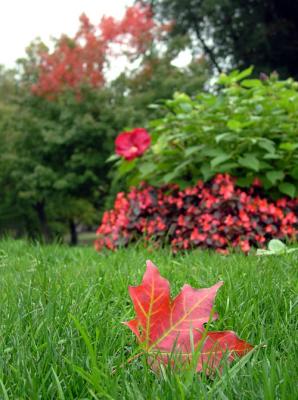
187 11 221 73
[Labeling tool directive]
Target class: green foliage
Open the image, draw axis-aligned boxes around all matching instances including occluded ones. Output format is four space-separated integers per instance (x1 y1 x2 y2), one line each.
0 51 209 241
108 53 210 128
3 86 118 240
0 68 30 235
0 62 115 240
117 69 298 198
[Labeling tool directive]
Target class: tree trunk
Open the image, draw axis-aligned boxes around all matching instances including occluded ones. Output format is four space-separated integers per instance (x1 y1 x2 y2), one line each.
34 201 52 243
69 219 78 246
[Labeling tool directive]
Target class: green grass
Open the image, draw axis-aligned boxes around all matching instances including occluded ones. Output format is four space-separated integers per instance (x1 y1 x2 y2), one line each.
0 239 297 399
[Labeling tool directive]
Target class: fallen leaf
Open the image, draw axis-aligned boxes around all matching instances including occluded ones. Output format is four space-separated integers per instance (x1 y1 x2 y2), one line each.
124 260 253 373
256 239 298 256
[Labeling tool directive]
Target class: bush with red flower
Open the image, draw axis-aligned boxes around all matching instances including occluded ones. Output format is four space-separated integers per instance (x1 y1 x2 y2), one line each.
111 69 298 199
95 174 298 253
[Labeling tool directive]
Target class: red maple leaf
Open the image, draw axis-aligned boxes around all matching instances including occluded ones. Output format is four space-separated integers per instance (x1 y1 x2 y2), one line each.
123 260 253 373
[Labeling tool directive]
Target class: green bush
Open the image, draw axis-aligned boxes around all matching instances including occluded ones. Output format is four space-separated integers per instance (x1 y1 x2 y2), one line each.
116 68 298 198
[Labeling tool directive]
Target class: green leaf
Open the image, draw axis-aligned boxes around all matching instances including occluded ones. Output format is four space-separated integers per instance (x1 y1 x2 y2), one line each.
241 79 262 88
257 139 276 153
139 162 156 176
210 153 231 168
261 176 274 190
147 103 160 109
238 154 260 171
218 73 230 85
215 132 236 143
216 162 238 172
162 170 180 183
290 166 298 179
232 66 254 82
179 102 193 113
263 153 282 160
259 161 272 170
161 161 192 183
268 239 286 252
266 170 284 184
106 154 120 163
204 148 226 157
236 176 254 187
184 145 204 156
227 120 242 131
118 159 137 178
278 182 296 198
219 67 253 85
279 142 298 152
175 179 189 189
200 164 213 181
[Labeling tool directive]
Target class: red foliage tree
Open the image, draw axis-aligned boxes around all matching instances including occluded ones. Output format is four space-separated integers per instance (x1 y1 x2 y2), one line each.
31 3 162 98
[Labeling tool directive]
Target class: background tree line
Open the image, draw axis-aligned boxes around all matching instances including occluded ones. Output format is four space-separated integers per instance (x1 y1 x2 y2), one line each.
143 0 298 78
0 1 297 244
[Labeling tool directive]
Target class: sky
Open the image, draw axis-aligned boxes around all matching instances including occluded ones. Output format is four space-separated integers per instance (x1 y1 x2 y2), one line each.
0 0 133 68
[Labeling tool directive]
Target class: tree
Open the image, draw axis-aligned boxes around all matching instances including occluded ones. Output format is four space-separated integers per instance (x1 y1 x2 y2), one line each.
31 4 160 98
0 67 29 236
143 0 298 78
110 51 210 126
21 3 209 242
0 3 210 242
6 3 160 243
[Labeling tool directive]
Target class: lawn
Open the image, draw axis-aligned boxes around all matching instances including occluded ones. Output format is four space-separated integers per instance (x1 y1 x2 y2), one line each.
0 239 297 399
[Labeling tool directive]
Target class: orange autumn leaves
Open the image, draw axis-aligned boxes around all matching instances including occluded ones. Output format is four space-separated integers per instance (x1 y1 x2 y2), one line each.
31 4 167 98
124 261 253 373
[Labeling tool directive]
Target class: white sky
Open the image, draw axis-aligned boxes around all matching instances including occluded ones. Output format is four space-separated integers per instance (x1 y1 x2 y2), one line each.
0 0 133 68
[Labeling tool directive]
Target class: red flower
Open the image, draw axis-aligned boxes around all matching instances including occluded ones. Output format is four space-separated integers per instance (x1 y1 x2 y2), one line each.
95 174 298 254
115 128 151 160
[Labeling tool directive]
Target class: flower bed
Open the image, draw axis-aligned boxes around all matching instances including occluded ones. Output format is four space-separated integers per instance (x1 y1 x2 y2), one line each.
95 174 297 253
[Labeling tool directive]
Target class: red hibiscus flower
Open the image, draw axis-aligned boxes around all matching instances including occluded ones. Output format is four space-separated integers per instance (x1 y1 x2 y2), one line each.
115 128 151 160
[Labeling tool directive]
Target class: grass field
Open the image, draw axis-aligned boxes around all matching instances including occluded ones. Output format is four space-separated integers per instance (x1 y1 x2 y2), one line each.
0 239 297 399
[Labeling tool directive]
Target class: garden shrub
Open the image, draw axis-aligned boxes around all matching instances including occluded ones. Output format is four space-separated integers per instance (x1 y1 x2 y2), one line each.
95 174 297 253
114 68 298 199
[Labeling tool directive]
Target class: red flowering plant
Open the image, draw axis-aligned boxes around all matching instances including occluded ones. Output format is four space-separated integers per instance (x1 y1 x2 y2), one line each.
95 174 298 253
115 128 151 161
